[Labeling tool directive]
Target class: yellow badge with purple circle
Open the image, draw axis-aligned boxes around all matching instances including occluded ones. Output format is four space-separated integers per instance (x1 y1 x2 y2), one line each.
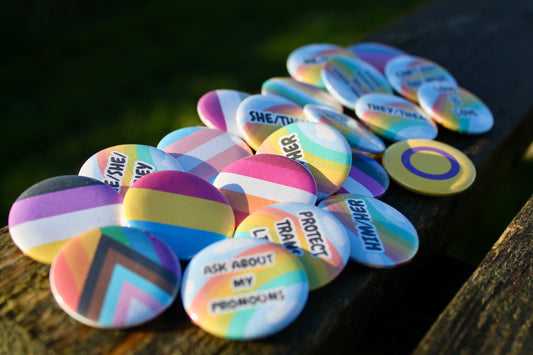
318 194 418 268
234 202 350 290
382 139 476 196
417 83 494 134
181 238 309 340
385 55 457 102
256 121 352 200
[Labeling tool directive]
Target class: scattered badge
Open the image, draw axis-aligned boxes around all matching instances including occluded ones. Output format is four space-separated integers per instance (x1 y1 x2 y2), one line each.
304 104 386 154
8 175 124 264
335 151 390 198
286 43 357 88
382 139 476 196
78 144 183 197
236 94 307 150
256 121 352 200
321 55 392 110
197 89 251 137
123 170 235 260
319 194 418 267
50 226 181 328
261 76 343 112
354 93 438 141
181 238 309 340
346 42 405 74
385 55 457 102
234 202 350 290
213 154 317 226
417 83 494 134
157 126 252 182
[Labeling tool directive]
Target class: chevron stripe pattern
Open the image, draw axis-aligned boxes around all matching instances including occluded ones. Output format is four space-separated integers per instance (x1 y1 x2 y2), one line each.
50 226 180 328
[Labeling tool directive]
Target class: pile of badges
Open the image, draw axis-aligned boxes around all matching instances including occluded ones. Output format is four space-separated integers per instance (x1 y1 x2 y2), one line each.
8 41 492 339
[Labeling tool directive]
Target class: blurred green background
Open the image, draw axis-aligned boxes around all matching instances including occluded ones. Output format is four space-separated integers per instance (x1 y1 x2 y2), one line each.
1 0 532 269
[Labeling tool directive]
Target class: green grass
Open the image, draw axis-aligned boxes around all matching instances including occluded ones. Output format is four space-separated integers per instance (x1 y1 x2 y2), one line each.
1 0 429 223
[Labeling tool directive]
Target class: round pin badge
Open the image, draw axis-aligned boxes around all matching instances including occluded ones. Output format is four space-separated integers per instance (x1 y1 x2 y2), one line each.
286 43 358 88
50 225 181 328
346 42 405 74
157 126 253 183
318 194 418 268
234 202 350 290
197 89 251 137
78 144 183 197
181 238 309 340
303 104 386 154
321 55 393 110
354 93 438 141
261 77 343 112
235 94 308 150
417 83 494 134
123 170 235 260
212 154 317 226
384 55 457 102
256 121 352 200
8 175 124 264
382 139 476 196
335 151 390 198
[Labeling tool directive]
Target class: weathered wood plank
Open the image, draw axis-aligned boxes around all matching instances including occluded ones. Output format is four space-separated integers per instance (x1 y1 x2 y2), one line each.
414 195 533 354
1 0 533 353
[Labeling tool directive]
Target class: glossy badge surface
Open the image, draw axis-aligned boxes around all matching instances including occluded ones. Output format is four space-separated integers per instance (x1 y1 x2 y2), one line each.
286 43 357 88
124 171 235 260
319 194 418 267
78 144 183 197
385 55 457 102
197 89 251 137
236 94 307 150
234 202 350 290
354 93 438 141
417 83 494 134
336 151 390 198
346 42 405 74
50 226 181 328
157 126 253 182
303 104 386 154
181 238 309 340
382 139 476 196
213 154 317 226
256 121 352 201
261 76 343 112
321 56 392 110
8 175 124 264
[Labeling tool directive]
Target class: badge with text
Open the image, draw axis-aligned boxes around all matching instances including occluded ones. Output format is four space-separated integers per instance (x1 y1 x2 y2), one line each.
78 144 183 197
286 43 358 88
256 121 352 200
319 194 418 267
354 93 438 142
417 83 494 134
382 139 476 196
236 94 308 150
321 55 393 110
181 238 309 340
385 55 457 102
234 202 350 290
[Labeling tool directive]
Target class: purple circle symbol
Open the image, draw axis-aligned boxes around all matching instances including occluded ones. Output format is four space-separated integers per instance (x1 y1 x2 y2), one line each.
401 146 460 180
